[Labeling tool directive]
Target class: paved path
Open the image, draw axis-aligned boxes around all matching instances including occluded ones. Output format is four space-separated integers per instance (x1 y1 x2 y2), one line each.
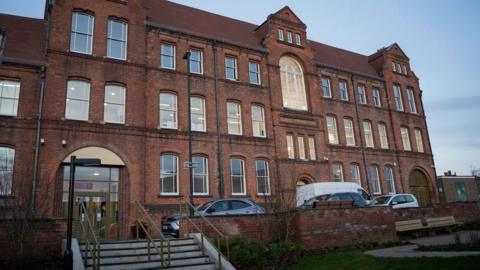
366 230 480 258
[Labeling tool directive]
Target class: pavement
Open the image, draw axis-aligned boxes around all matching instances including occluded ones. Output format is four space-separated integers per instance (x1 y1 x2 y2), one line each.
365 230 480 258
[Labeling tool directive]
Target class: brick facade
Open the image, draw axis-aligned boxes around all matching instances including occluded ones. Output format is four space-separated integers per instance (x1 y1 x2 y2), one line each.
1 0 436 239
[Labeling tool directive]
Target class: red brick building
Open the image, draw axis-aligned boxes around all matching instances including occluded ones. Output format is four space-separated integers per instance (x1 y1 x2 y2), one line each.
0 0 437 239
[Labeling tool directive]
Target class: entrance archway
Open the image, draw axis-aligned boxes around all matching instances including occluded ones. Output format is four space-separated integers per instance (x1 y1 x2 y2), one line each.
408 169 431 207
62 147 126 239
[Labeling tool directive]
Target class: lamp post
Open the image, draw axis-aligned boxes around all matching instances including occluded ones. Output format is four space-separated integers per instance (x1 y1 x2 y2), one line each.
64 156 101 270
183 51 195 216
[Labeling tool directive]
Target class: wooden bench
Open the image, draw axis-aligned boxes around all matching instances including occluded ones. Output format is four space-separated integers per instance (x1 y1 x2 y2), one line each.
395 219 425 232
426 216 462 234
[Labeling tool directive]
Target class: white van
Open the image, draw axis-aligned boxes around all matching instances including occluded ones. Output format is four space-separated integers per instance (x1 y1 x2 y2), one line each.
296 182 371 207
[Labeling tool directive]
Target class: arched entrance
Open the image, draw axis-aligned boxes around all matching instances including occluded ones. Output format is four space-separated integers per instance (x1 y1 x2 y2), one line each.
408 169 431 207
61 147 126 239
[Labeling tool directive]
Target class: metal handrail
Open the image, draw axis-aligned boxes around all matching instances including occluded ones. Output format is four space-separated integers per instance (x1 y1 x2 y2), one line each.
134 201 171 269
180 197 230 270
79 203 100 270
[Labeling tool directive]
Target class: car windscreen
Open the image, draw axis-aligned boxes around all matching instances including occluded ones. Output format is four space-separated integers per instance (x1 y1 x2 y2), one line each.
197 201 215 211
370 196 391 205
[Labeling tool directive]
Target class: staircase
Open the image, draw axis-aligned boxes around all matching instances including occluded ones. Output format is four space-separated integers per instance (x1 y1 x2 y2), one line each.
80 237 216 270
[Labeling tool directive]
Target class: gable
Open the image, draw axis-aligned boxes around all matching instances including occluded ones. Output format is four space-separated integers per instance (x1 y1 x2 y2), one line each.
387 43 410 61
270 6 306 28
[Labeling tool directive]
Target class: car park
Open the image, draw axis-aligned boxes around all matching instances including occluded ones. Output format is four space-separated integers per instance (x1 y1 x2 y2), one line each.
301 192 368 208
369 194 419 208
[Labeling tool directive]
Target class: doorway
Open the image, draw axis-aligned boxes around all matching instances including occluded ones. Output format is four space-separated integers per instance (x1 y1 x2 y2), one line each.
408 169 431 207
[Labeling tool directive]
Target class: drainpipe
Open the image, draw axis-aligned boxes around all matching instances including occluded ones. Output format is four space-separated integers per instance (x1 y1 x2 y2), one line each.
350 75 372 194
212 41 224 198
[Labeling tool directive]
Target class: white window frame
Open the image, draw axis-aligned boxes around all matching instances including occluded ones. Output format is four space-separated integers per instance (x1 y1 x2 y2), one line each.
363 121 374 148
230 159 246 195
278 29 284 41
251 105 266 138
225 56 238 81
332 163 344 182
378 123 389 149
70 12 94 55
0 147 15 196
65 80 90 121
415 128 424 153
287 134 295 159
297 136 306 160
368 165 381 195
321 77 332 98
326 116 339 144
160 154 179 195
256 159 271 196
0 80 20 116
339 80 348 101
357 85 367 104
401 127 411 151
107 19 128 60
248 61 261 85
159 93 177 129
280 57 308 111
407 88 417 113
227 102 242 135
287 31 293 43
192 156 209 195
351 164 361 185
160 43 176 69
295 33 301 46
344 118 355 146
402 65 408 75
191 97 206 132
104 85 126 124
392 62 396 72
372 88 382 107
393 84 404 111
385 166 396 194
308 136 316 161
189 49 203 74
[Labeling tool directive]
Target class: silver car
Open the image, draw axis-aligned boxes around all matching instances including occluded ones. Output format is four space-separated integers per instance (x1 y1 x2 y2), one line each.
369 194 419 208
195 198 265 216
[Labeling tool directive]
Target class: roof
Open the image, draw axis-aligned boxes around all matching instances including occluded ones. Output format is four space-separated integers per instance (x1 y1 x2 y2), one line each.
0 13 46 65
144 0 382 78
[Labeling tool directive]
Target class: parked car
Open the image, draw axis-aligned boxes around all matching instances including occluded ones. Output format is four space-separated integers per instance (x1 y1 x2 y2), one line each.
369 194 419 208
296 182 371 207
302 192 368 208
161 198 265 237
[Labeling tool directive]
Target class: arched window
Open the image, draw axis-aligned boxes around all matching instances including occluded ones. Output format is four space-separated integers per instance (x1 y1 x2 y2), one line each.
279 56 307 111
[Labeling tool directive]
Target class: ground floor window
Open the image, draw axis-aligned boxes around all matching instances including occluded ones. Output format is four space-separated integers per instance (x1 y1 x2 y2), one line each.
160 154 178 195
193 156 208 195
0 147 14 196
255 160 270 195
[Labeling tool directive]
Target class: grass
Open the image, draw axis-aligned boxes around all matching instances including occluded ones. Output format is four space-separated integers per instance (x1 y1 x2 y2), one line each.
279 250 480 270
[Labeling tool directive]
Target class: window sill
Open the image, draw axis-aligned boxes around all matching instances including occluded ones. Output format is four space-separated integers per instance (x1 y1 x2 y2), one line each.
104 56 128 63
158 194 181 198
106 0 128 5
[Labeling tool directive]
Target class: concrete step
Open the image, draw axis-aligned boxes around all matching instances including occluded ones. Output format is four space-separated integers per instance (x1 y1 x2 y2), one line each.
85 250 204 264
85 256 212 270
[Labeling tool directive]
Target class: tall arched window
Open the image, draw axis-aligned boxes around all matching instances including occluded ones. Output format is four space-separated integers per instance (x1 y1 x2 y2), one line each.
279 56 307 111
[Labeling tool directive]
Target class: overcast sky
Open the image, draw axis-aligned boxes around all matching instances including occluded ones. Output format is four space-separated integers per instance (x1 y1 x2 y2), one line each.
1 0 479 175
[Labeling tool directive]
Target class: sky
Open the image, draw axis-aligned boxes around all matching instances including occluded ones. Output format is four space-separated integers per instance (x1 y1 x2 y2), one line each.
1 0 479 175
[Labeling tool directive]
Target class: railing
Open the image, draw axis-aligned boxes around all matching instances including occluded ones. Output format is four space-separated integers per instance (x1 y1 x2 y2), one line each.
79 203 100 270
179 197 230 270
134 201 171 269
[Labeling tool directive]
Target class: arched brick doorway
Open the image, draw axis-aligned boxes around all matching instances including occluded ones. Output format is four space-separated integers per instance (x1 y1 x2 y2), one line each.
408 169 431 207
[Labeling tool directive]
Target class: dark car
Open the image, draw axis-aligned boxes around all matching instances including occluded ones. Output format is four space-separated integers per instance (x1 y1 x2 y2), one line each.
303 192 367 208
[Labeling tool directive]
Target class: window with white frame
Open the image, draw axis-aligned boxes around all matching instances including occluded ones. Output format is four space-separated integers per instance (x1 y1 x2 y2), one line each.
286 134 295 159
256 159 270 195
384 166 396 194
297 136 306 160
0 147 14 196
332 163 344 182
227 102 242 135
65 80 90 121
295 33 301 46
160 154 178 195
193 156 208 195
378 123 389 149
402 65 407 75
287 31 293 43
344 118 355 146
406 88 417 113
104 85 125 124
191 97 206 132
0 81 20 116
160 43 175 69
70 12 94 54
400 127 411 151
107 19 127 60
251 105 266 137
350 164 361 185
326 116 339 144
0 30 5 56
225 56 237 80
189 49 203 74
396 63 402 73
393 84 404 111
368 165 381 195
278 29 284 41
248 61 261 85
339 80 348 101
308 136 316 160
280 56 308 111
357 85 367 104
159 93 177 129
363 121 374 148
230 158 246 195
392 62 396 72
321 77 331 98
415 128 424 153
372 88 381 107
